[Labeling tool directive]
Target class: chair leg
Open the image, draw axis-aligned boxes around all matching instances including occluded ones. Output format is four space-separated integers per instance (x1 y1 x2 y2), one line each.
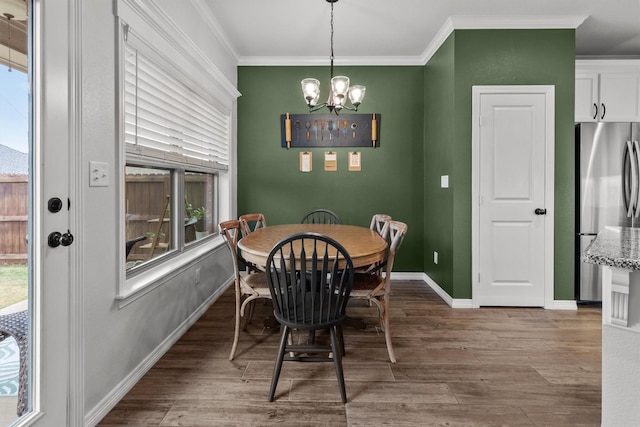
244 299 255 331
269 325 290 402
330 326 347 403
336 325 346 356
229 283 242 361
382 297 396 363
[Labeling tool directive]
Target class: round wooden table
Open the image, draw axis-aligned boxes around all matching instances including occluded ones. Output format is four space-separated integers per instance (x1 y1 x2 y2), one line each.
237 223 387 270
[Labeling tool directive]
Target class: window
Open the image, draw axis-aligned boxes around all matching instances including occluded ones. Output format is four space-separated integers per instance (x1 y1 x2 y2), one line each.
119 20 229 277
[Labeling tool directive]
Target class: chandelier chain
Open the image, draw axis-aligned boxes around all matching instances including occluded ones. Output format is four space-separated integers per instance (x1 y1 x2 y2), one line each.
330 2 334 62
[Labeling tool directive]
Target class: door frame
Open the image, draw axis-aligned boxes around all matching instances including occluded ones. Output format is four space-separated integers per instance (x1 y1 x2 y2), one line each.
471 85 555 309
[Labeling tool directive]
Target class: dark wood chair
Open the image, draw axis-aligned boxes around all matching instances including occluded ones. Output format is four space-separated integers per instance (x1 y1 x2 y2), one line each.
300 209 342 224
265 233 354 403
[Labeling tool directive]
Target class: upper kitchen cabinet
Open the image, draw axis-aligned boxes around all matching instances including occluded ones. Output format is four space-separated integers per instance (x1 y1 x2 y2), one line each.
575 60 640 123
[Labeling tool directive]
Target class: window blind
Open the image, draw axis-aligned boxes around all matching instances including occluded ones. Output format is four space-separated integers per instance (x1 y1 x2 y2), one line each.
123 28 230 171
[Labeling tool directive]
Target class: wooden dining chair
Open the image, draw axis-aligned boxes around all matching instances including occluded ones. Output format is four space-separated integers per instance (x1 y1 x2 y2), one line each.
265 233 355 403
239 213 267 237
219 220 272 361
300 209 342 224
369 213 392 238
349 220 408 363
355 213 392 275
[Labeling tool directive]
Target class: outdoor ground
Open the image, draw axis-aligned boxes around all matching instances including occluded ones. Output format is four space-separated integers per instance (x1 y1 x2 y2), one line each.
0 265 27 310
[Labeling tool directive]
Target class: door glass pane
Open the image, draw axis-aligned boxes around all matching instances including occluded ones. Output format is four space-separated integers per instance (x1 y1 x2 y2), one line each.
0 4 30 424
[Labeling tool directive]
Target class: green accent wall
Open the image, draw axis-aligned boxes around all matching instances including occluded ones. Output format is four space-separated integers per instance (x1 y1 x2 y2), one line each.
237 66 425 271
238 28 576 300
424 29 576 299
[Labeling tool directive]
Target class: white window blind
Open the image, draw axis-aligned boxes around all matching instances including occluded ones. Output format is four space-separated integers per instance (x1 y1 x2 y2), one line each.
123 26 230 171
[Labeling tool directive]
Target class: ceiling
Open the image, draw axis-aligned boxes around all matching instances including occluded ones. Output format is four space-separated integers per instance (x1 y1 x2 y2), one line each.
203 0 640 65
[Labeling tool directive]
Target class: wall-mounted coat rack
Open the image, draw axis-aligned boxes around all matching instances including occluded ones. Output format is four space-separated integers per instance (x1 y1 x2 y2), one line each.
281 113 380 148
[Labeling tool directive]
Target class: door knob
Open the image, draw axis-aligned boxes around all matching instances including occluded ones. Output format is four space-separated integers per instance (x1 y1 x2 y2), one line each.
534 208 547 215
48 232 62 248
60 230 74 246
48 230 74 247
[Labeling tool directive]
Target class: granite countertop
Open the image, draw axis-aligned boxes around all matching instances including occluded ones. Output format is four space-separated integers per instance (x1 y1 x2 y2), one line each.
581 226 640 270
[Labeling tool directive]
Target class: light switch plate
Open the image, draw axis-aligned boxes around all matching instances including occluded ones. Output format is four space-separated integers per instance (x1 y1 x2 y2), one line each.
90 161 109 187
441 175 449 188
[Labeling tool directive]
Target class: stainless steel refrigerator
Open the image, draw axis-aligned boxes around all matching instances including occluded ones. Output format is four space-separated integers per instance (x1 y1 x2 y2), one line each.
576 122 640 302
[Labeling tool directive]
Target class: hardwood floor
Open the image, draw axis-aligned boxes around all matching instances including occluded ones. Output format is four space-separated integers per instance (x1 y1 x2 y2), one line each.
98 280 602 426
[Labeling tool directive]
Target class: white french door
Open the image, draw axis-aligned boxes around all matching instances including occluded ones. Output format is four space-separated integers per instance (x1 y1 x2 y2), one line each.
472 86 555 308
18 0 79 425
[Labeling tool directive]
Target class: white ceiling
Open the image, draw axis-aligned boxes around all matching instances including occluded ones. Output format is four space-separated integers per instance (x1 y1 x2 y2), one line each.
202 0 640 65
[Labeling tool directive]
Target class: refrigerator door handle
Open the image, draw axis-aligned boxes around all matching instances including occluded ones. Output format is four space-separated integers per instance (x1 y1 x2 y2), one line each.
623 142 630 213
623 141 635 217
634 140 640 217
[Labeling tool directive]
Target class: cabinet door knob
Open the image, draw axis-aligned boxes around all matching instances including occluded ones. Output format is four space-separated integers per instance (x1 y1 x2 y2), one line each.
593 103 598 120
601 103 606 120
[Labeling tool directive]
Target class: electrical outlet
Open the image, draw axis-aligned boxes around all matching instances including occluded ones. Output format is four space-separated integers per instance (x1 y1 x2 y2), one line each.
195 267 201 284
433 251 438 264
89 161 109 187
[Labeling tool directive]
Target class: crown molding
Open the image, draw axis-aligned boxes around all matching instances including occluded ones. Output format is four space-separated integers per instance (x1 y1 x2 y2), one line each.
237 55 426 67
420 14 588 65
449 14 588 30
190 0 240 62
237 14 589 67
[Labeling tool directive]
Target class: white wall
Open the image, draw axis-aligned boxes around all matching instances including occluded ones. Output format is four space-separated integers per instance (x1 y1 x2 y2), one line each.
78 1 238 422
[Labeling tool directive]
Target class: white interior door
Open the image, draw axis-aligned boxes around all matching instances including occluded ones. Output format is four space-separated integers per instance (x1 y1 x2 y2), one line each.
472 86 555 308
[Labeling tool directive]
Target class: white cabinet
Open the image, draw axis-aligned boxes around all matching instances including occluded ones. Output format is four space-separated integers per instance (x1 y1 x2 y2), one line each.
575 73 599 121
575 61 640 122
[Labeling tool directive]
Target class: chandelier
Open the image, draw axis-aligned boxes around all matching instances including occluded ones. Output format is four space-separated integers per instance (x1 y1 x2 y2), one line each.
301 0 365 115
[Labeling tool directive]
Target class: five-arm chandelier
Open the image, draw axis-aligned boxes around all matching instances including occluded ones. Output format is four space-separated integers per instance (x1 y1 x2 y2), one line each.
301 0 365 115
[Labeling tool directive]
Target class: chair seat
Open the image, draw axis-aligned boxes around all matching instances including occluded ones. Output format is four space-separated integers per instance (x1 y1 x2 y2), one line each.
350 273 384 297
273 291 346 329
239 271 270 295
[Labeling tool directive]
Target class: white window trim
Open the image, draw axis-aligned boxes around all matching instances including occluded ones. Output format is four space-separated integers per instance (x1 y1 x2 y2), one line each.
114 0 238 300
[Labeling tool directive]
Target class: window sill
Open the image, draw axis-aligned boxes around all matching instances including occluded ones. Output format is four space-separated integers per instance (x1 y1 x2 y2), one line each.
117 235 225 307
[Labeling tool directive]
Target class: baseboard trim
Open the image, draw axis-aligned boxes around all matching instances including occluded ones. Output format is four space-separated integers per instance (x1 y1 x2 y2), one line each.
392 272 575 310
550 300 578 310
84 278 232 426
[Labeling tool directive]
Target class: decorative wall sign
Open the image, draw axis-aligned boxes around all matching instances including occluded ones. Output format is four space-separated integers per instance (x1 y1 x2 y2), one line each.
324 151 337 171
299 151 312 172
281 113 380 148
348 152 361 171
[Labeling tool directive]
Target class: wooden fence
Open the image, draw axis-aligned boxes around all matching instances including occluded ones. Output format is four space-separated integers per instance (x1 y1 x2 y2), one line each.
125 173 213 261
0 173 212 264
0 175 28 264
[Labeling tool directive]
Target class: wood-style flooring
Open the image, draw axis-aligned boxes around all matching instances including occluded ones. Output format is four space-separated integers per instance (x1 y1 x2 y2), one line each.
98 280 602 426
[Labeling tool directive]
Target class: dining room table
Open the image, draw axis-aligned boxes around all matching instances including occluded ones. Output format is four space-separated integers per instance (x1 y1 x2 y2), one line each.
237 223 388 270
237 223 388 330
